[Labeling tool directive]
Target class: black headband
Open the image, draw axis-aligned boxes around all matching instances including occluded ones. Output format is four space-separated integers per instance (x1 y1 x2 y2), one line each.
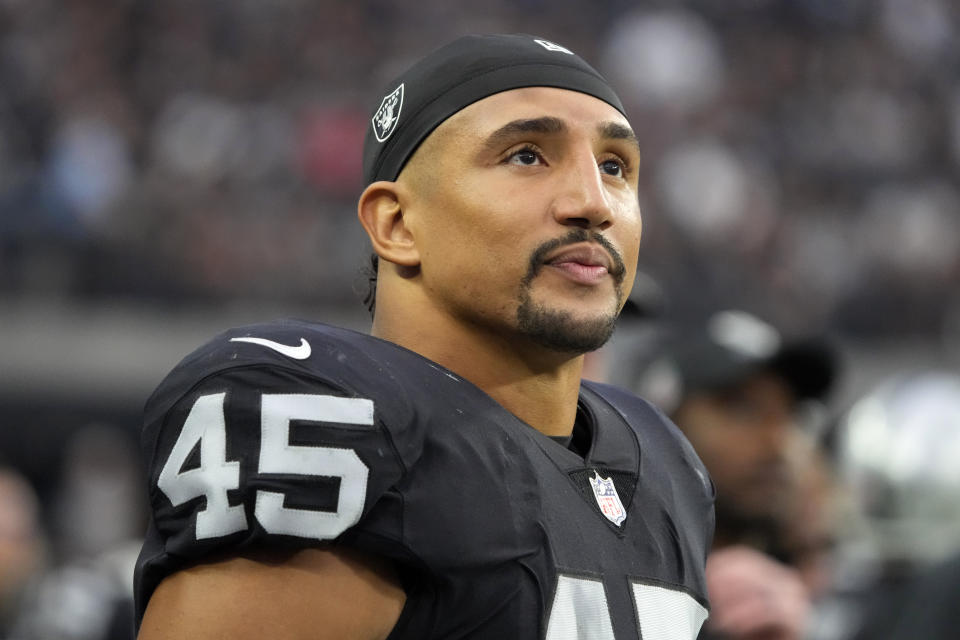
362 34 626 185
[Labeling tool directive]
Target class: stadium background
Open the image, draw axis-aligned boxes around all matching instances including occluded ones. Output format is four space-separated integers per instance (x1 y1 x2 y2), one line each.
0 0 958 624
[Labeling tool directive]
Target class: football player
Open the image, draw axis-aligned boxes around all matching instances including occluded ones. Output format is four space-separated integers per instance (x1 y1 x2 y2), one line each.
134 34 715 640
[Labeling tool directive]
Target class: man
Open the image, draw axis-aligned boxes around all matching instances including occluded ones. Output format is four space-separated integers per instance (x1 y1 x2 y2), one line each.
633 309 837 639
134 34 715 640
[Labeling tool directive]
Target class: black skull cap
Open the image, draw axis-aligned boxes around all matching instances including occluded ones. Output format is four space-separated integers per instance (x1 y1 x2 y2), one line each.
362 34 626 185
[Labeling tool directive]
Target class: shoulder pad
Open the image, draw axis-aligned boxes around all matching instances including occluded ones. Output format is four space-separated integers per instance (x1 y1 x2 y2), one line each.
147 320 408 424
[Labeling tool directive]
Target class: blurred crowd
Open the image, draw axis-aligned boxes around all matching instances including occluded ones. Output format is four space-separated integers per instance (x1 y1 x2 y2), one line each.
609 309 960 640
1 0 958 340
2 1 960 639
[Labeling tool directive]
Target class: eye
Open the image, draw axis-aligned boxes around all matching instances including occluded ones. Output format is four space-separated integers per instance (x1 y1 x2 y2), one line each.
506 146 544 166
599 158 626 178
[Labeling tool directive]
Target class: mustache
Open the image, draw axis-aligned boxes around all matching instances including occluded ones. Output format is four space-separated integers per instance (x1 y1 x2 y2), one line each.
523 229 627 286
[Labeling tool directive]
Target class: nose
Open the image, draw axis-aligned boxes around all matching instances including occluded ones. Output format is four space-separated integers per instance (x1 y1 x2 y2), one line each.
550 151 615 230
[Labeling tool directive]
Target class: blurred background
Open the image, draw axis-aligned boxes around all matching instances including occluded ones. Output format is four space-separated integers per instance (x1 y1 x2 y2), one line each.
0 0 958 638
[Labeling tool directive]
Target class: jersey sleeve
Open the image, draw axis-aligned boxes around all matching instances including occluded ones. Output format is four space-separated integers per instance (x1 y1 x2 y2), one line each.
135 359 410 623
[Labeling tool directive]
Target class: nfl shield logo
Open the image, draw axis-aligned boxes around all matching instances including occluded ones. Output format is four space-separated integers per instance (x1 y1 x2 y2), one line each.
372 83 404 142
589 471 626 527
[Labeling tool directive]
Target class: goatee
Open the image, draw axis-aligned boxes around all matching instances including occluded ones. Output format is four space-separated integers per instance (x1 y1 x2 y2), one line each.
516 298 618 353
515 229 625 354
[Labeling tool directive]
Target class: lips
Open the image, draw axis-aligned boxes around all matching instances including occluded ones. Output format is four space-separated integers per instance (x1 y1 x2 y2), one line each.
524 232 626 289
543 243 615 285
545 243 613 272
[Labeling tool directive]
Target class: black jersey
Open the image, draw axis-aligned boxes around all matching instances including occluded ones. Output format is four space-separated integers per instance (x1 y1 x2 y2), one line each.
134 320 715 639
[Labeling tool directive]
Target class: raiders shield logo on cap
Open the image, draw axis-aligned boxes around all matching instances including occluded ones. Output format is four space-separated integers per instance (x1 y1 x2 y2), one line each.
372 83 404 143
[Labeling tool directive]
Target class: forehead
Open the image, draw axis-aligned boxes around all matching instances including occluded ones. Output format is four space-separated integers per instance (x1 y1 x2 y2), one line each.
436 86 632 141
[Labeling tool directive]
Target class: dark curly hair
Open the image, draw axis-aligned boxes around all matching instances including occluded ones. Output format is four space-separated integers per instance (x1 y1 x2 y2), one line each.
361 253 379 317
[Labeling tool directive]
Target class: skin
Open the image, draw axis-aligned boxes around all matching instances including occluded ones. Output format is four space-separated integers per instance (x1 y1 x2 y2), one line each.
139 86 643 639
705 546 809 640
139 548 405 640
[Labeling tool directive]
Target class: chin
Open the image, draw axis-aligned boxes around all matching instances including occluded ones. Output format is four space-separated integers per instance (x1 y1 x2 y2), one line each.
516 299 618 354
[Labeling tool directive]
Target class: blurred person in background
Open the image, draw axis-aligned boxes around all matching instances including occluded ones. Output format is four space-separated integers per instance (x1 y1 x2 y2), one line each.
0 465 45 637
828 371 960 640
3 425 144 640
0 459 135 640
633 309 839 640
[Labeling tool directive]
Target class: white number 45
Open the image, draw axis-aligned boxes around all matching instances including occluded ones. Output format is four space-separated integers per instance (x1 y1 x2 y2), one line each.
157 392 372 541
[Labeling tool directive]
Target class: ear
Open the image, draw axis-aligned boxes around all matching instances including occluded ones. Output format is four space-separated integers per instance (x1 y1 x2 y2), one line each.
357 181 421 267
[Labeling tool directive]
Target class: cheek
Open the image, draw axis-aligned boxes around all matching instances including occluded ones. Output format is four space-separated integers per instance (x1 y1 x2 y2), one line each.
417 200 530 295
610 194 642 239
430 188 530 262
621 206 644 252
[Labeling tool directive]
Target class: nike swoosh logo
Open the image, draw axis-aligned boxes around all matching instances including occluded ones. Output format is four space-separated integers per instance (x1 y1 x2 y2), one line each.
229 336 312 360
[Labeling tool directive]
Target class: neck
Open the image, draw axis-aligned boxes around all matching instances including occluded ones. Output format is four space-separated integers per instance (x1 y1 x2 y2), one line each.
371 293 585 438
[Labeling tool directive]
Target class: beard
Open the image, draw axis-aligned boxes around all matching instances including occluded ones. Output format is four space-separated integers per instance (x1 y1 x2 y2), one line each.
516 296 619 353
515 229 626 354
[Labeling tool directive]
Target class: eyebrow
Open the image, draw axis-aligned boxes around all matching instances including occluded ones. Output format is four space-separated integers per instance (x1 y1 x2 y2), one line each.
481 116 641 155
599 121 641 153
482 117 567 150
